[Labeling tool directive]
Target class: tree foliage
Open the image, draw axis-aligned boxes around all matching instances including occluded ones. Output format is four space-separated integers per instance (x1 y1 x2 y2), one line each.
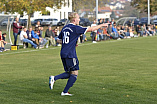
0 0 65 27
72 0 108 12
1 0 65 14
131 0 157 16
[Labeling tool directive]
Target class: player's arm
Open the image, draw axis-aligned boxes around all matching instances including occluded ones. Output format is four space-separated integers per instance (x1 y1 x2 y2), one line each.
86 23 109 32
23 34 28 39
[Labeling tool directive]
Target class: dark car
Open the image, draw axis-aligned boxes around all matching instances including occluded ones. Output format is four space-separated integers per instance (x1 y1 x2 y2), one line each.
125 19 140 26
133 19 140 26
57 18 68 26
31 19 43 26
79 18 91 26
19 19 27 26
139 17 148 25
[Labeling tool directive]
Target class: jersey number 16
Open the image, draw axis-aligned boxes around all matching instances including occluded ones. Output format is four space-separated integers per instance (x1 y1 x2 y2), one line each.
63 31 70 44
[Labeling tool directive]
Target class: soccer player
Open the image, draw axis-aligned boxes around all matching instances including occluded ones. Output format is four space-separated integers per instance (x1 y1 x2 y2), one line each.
49 12 108 96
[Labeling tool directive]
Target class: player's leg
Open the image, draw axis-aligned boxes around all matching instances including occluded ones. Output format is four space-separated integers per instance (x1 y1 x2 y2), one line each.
54 58 71 80
49 58 70 90
61 70 78 96
61 58 79 96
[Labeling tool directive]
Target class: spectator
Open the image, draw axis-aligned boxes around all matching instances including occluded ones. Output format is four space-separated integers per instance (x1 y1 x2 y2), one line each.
45 26 56 46
129 26 134 37
56 26 60 36
20 27 38 49
26 27 34 41
107 24 118 40
103 19 106 23
112 24 124 39
136 25 143 37
148 24 154 36
1 33 7 51
119 25 126 37
35 21 41 28
37 27 47 47
97 27 104 41
32 28 46 48
54 27 61 46
34 27 47 48
103 26 110 40
80 34 83 43
37 26 43 37
111 18 116 27
124 25 130 38
82 34 87 43
127 20 132 27
153 24 157 35
0 30 4 52
91 20 97 43
142 24 147 36
26 27 36 48
40 26 44 37
98 18 103 25
13 17 24 45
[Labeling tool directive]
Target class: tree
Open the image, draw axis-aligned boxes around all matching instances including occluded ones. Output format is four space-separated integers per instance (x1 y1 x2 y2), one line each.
0 0 65 28
131 0 157 16
72 0 107 12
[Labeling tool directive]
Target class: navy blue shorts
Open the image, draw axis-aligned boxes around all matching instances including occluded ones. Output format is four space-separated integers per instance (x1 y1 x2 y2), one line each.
61 58 79 72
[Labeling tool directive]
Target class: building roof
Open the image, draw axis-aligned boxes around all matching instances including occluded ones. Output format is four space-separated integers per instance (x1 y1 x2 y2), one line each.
98 7 112 12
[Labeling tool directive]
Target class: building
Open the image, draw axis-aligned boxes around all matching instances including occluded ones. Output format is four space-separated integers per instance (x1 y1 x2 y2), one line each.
97 7 112 20
22 0 72 21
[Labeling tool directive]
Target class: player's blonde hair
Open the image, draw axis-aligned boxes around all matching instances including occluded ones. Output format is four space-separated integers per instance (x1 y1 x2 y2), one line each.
68 12 77 22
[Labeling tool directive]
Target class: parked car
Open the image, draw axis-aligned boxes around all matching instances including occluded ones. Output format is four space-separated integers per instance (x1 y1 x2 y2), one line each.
19 19 27 26
151 18 157 25
125 19 140 26
139 17 148 25
1 18 14 26
31 19 43 26
41 18 58 26
57 18 68 26
79 18 91 26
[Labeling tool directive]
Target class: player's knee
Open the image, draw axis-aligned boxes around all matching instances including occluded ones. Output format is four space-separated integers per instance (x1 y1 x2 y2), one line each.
70 70 78 76
71 74 77 79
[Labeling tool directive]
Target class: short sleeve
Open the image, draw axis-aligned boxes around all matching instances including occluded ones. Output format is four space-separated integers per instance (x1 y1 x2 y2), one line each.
76 26 87 35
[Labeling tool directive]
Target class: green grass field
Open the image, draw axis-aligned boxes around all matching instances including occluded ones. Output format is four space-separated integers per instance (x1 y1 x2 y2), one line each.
0 36 157 104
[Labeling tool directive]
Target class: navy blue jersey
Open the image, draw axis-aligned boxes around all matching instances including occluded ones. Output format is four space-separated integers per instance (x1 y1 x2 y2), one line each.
58 23 87 58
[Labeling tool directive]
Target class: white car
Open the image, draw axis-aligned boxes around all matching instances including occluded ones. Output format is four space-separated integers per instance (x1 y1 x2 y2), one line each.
41 18 58 26
152 19 157 25
1 18 14 26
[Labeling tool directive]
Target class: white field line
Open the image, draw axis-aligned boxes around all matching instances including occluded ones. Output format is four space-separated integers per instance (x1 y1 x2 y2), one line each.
0 37 149 56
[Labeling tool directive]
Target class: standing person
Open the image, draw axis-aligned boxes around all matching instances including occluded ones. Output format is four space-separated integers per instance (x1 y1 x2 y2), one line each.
49 12 108 96
111 18 116 27
13 17 24 45
91 20 97 43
